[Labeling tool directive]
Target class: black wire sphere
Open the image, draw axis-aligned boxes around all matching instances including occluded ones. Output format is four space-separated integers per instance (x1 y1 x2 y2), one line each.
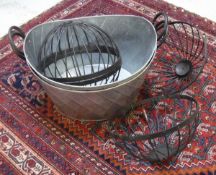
38 21 122 86
145 21 208 96
93 95 199 163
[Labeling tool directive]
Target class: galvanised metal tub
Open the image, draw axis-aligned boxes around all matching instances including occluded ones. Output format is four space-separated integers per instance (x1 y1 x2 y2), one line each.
9 13 168 120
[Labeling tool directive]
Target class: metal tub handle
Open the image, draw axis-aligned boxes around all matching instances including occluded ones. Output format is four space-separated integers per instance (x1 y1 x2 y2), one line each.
8 26 26 60
152 12 168 47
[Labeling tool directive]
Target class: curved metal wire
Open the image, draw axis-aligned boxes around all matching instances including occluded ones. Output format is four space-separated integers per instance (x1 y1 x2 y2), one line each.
92 95 199 163
145 21 208 96
37 21 122 86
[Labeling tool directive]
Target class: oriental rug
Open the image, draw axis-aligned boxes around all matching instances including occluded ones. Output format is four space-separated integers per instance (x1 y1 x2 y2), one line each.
0 0 215 174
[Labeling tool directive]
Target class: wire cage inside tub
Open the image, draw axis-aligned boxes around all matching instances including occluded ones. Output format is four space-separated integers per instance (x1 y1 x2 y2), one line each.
37 21 122 86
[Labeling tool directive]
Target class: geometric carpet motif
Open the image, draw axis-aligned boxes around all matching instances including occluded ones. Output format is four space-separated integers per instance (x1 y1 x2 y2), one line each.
0 0 215 174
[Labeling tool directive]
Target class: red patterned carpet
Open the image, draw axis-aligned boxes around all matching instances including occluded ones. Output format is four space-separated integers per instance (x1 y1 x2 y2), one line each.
0 0 216 174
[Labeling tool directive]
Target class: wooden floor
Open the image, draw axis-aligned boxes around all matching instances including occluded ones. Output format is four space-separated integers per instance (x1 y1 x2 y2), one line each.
0 0 216 38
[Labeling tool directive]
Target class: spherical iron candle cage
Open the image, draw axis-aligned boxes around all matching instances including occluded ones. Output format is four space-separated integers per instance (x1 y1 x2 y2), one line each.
146 19 208 96
94 95 199 163
37 21 122 86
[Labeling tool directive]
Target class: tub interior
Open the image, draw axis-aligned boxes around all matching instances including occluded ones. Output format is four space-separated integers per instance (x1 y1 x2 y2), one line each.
24 15 157 82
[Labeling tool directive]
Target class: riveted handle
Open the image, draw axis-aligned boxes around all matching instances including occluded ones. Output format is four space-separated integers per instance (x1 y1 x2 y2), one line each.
8 26 26 60
152 12 169 47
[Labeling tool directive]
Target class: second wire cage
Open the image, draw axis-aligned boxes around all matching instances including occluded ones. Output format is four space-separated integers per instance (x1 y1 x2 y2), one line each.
93 95 200 163
146 19 208 96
